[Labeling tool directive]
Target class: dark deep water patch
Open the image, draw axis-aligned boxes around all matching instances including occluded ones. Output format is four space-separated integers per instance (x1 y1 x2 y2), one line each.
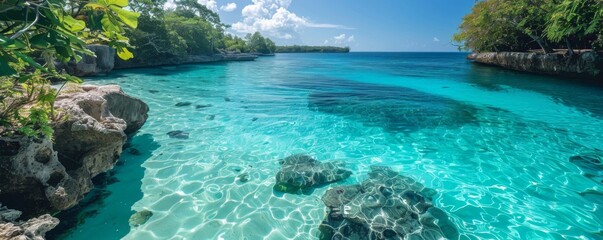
305 80 478 133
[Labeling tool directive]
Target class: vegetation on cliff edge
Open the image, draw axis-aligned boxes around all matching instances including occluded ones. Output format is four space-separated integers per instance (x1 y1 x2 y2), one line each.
453 0 603 53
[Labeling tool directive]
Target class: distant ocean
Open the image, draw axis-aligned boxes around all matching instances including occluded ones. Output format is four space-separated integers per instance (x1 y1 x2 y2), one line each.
51 52 603 239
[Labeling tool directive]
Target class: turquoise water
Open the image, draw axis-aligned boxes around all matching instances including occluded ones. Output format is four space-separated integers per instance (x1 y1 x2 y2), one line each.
52 53 603 239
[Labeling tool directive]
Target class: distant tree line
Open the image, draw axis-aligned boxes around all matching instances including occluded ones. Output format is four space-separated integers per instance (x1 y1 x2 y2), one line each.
453 0 603 54
127 0 278 59
275 45 350 53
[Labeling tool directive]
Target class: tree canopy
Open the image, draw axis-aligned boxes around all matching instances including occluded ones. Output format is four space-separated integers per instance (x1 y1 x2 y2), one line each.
1 0 139 137
453 0 603 53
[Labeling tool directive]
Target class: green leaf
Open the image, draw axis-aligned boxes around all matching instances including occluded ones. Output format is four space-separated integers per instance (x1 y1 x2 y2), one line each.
14 52 45 71
0 56 17 76
0 34 26 49
30 33 53 48
62 15 86 32
105 0 128 7
116 47 133 60
109 6 140 29
101 14 121 32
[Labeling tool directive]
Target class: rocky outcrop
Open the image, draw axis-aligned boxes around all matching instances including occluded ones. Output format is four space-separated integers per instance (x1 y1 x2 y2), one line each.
319 166 458 240
273 154 352 194
0 85 148 220
468 51 602 80
0 205 59 240
114 53 257 69
0 137 77 218
63 45 116 77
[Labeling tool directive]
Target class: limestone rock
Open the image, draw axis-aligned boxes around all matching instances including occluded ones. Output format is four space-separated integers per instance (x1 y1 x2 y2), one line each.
274 154 352 193
0 208 59 240
319 166 458 240
0 85 148 219
0 137 76 218
64 45 116 77
470 51 602 80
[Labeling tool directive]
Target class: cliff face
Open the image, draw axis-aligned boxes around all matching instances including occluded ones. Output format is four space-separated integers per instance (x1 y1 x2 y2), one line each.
0 85 148 223
469 51 602 80
64 45 116 77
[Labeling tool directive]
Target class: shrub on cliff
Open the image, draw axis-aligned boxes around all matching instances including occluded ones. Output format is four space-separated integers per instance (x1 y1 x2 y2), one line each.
453 0 603 52
0 0 140 138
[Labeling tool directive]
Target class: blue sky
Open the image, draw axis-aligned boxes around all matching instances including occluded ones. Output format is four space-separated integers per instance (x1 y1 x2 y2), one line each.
188 0 475 51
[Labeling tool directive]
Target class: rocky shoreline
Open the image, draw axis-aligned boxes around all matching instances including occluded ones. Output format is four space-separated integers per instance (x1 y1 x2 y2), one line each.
0 85 149 239
468 51 602 81
63 45 259 76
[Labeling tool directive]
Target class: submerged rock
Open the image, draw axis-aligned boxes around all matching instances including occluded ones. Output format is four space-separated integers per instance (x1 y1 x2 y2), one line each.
273 154 352 194
238 173 250 183
570 150 603 184
129 210 153 227
167 131 189 139
195 104 212 109
175 102 192 107
319 166 458 240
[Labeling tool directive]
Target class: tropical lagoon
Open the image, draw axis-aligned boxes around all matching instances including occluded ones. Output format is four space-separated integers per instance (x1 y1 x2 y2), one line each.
42 52 602 239
1 0 603 240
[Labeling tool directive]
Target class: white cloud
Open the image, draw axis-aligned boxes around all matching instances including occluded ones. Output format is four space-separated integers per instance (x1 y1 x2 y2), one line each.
231 0 352 40
200 0 218 12
433 37 440 42
334 34 346 41
324 33 355 45
220 3 237 12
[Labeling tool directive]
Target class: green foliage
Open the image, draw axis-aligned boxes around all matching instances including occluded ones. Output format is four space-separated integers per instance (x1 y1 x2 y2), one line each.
246 32 275 54
275 45 350 53
0 0 139 138
546 0 603 49
453 0 603 52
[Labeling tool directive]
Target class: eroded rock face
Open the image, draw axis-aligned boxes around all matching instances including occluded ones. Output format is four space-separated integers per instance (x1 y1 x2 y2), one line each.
274 154 352 193
64 45 116 77
470 51 602 80
0 205 59 240
319 166 458 240
0 137 77 218
0 85 148 220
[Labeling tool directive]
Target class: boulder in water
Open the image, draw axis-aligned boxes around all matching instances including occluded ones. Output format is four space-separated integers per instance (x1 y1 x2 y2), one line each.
273 154 352 194
129 210 153 227
175 102 192 107
319 166 458 240
167 131 189 139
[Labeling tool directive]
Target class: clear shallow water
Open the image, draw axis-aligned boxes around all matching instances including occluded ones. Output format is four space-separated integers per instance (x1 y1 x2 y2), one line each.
52 53 603 239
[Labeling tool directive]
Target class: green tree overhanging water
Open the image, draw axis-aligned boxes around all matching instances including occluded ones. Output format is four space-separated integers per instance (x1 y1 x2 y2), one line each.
453 0 603 53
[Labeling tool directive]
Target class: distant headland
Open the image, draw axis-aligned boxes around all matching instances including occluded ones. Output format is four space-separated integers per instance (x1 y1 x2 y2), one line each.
275 45 350 53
